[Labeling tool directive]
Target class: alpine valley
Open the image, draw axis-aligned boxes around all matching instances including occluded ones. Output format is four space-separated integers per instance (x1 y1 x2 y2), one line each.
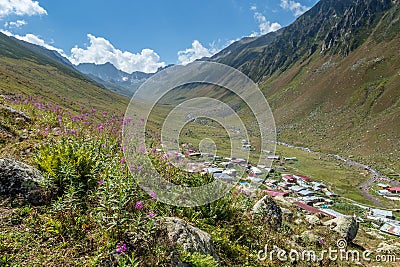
0 0 399 266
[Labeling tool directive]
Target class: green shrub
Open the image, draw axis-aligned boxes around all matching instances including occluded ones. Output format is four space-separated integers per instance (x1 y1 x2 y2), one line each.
34 137 107 196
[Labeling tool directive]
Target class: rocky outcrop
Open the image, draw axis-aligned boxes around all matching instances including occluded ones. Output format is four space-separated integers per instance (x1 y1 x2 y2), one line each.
323 216 359 242
251 195 282 228
1 105 31 121
305 215 321 226
163 217 218 262
0 158 47 205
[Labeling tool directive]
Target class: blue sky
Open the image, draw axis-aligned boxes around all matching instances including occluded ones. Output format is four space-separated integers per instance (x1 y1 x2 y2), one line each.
0 0 319 73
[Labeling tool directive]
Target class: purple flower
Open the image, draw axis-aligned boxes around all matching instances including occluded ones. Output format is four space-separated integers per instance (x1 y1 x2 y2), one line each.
97 180 104 185
147 213 155 218
137 165 143 170
120 157 126 164
319 238 326 246
97 125 104 131
135 201 143 210
102 144 107 148
72 115 80 121
116 243 127 253
70 129 77 134
149 191 157 200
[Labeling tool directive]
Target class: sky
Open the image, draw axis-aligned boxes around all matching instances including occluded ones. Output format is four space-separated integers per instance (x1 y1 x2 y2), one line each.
0 0 319 73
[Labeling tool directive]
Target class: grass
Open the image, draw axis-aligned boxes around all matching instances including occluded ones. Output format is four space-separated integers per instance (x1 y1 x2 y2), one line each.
0 46 128 118
1 94 393 266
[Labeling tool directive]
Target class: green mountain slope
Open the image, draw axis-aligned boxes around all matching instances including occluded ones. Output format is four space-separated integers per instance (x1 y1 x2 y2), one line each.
0 32 128 115
211 0 400 175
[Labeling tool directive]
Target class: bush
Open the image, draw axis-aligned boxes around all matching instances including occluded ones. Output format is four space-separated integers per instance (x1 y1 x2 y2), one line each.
34 137 108 196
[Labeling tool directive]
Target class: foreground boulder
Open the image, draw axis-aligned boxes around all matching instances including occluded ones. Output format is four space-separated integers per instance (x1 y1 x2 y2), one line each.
163 217 218 262
323 216 359 242
251 195 282 228
0 158 47 205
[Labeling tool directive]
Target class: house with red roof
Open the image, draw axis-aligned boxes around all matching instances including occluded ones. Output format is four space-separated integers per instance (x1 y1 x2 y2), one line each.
294 175 312 182
387 187 400 194
282 174 297 183
293 201 322 214
263 190 289 197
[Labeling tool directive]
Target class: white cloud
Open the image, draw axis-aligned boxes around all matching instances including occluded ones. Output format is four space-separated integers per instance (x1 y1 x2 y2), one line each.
0 0 47 18
250 5 257 11
177 40 217 65
4 19 26 28
10 32 67 57
69 34 166 73
280 0 310 16
252 11 282 36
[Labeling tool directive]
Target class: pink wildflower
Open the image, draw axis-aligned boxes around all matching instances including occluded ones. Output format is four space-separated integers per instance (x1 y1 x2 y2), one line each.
135 201 143 210
116 243 127 253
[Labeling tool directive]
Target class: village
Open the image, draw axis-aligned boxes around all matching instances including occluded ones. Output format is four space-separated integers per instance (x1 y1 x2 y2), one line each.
168 139 400 238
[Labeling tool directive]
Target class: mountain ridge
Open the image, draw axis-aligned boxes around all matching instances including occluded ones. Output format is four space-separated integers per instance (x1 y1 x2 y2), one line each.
209 0 400 175
210 0 397 81
0 32 128 115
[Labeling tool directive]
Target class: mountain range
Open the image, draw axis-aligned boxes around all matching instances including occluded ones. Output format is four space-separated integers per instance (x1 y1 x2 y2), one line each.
0 0 399 175
75 62 153 97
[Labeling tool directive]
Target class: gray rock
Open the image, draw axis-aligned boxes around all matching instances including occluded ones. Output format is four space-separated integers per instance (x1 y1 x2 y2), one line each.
163 217 218 261
2 105 31 121
251 195 282 228
0 158 46 205
305 215 321 226
274 195 292 207
323 216 359 242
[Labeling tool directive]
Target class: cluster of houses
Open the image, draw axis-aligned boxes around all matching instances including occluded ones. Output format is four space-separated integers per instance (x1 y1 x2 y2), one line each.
205 155 400 238
162 142 400 238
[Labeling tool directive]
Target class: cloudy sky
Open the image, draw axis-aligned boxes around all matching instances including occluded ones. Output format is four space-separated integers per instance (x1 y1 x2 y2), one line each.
0 0 318 73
